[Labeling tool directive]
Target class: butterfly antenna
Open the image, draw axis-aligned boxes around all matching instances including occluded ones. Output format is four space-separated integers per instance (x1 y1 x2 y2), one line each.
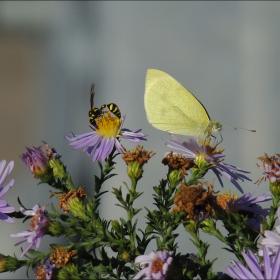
225 124 256 133
90 83 95 110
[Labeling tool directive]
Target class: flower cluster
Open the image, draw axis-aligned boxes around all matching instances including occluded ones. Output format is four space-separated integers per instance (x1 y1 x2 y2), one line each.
226 205 280 279
2 91 280 280
225 159 280 280
164 136 251 193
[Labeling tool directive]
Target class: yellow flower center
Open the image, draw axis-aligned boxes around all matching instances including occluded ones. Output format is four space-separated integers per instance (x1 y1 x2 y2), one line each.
196 153 207 162
95 112 121 137
216 191 238 210
151 258 164 274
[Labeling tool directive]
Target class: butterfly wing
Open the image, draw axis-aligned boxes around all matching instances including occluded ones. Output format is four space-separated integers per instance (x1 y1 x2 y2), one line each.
144 69 210 136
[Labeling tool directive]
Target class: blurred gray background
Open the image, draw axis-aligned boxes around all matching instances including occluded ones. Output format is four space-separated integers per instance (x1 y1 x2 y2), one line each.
1 2 280 279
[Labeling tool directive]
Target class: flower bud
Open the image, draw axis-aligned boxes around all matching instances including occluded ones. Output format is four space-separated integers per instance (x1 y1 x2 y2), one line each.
20 146 49 178
127 161 143 181
49 221 65 236
57 264 79 280
168 170 182 187
270 184 280 197
0 254 27 273
68 198 88 220
49 158 66 180
111 220 119 231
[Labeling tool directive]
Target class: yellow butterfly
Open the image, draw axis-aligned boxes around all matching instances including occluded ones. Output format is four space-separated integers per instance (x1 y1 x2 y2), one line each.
144 69 222 140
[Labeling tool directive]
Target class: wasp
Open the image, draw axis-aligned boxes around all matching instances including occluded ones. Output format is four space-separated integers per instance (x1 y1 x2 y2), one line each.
88 83 121 126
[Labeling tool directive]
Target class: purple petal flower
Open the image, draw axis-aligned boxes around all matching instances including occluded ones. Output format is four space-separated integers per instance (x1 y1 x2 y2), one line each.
35 257 55 280
225 191 271 230
228 192 272 212
44 258 56 280
226 246 280 279
20 146 49 178
0 160 15 223
10 204 50 258
164 136 251 193
260 207 280 255
256 153 280 185
65 113 147 162
133 250 173 280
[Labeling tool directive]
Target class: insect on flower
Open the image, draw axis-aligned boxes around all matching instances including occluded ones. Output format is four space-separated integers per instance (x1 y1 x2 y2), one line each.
65 83 147 162
88 83 121 127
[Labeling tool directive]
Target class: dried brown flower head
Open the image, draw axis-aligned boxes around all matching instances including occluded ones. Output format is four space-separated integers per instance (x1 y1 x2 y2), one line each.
50 187 87 214
172 182 216 220
216 191 238 210
256 153 280 185
162 151 195 177
34 264 47 280
50 246 76 269
122 145 155 166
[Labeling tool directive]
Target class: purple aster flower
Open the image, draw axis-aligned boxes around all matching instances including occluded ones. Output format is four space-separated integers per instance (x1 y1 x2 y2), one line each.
226 246 280 279
0 160 15 223
10 204 50 258
222 191 271 230
225 192 271 213
133 250 173 280
259 207 280 255
43 258 56 280
20 145 49 178
256 153 280 185
35 257 55 280
65 113 147 162
164 136 251 193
